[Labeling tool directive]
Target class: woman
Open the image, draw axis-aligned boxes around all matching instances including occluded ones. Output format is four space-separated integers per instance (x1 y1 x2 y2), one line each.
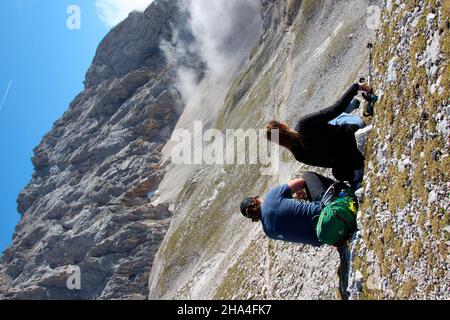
266 82 373 185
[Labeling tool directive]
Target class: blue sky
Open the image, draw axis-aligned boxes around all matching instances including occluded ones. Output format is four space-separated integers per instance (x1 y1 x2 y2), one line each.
0 0 152 253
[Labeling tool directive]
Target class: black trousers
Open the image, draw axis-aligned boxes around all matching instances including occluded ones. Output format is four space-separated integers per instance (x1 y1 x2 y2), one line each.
331 133 365 182
302 171 335 202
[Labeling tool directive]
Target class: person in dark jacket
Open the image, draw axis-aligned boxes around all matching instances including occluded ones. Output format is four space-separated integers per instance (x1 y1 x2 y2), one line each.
266 83 373 184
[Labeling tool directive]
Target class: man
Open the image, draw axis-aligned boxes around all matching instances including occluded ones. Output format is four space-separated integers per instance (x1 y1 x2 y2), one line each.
240 171 352 298
240 171 344 246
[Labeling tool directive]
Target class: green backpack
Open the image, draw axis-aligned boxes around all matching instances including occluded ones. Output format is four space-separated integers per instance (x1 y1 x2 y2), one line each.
315 186 358 246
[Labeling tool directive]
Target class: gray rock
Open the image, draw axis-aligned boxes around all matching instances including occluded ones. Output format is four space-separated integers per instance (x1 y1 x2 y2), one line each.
388 56 398 82
85 1 176 88
424 32 441 67
437 119 449 136
431 149 442 161
386 0 393 13
426 12 436 24
428 190 438 205
0 0 185 300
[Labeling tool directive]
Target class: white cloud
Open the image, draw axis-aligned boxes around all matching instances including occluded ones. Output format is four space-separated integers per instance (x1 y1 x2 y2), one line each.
162 0 260 103
95 0 154 27
187 0 260 76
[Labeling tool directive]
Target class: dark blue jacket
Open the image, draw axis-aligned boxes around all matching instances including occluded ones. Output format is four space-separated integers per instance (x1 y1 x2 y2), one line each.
261 184 323 247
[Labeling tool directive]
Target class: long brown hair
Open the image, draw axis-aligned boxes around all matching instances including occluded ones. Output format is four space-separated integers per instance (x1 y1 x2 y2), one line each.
266 121 302 151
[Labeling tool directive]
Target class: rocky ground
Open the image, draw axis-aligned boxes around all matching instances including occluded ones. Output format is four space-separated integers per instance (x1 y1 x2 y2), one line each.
348 0 449 299
0 0 197 299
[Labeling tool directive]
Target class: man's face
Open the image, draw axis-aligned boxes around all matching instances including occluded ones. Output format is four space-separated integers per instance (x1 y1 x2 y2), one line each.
253 197 262 207
248 197 261 209
245 197 262 221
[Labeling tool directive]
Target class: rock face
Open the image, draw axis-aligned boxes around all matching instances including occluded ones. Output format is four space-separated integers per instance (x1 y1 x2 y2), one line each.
348 0 449 299
85 1 176 88
0 0 202 300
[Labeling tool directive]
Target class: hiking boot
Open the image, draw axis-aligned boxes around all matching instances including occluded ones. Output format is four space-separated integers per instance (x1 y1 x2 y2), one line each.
351 170 363 190
342 124 362 134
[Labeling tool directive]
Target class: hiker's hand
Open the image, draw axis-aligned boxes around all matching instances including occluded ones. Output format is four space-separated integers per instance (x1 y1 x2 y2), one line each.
296 190 308 201
359 82 373 93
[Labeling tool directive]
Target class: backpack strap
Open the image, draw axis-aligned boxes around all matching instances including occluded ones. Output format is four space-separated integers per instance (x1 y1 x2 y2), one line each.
321 184 337 208
321 182 351 208
335 212 354 231
311 215 320 227
332 212 355 247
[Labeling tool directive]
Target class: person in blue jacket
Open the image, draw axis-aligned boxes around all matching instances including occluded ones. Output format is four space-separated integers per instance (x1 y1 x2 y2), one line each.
240 171 339 246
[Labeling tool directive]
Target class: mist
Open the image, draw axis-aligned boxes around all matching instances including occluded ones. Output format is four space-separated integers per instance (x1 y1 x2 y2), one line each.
160 0 261 103
187 0 261 76
157 0 262 204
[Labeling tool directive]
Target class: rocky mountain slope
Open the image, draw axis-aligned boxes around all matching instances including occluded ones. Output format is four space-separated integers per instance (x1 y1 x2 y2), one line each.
0 0 198 299
1 0 448 300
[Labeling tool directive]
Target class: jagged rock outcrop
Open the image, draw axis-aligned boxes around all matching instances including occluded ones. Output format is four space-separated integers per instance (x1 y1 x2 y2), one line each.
86 0 181 88
0 0 202 300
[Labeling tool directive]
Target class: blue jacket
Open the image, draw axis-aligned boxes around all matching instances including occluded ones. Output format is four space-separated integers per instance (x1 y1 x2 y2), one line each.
261 184 323 247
